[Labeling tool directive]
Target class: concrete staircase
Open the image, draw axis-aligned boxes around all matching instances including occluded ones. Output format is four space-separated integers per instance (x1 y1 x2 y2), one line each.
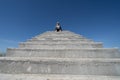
0 31 120 80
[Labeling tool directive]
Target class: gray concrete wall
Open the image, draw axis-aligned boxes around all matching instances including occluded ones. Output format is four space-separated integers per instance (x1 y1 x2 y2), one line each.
20 41 101 44
7 48 120 58
0 57 120 76
27 40 94 44
18 43 103 49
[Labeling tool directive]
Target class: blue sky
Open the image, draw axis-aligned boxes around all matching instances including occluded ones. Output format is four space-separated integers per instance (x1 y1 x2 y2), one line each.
0 0 120 52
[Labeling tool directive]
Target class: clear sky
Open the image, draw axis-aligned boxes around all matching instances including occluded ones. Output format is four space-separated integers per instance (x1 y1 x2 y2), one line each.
0 0 120 52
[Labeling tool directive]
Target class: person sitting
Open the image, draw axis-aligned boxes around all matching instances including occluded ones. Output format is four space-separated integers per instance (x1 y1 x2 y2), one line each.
55 22 62 32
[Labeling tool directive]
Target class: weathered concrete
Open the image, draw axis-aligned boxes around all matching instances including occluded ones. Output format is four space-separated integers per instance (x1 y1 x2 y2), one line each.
19 42 103 48
20 41 102 45
0 30 120 79
0 57 120 76
27 39 94 43
0 74 120 80
18 43 102 49
7 48 120 58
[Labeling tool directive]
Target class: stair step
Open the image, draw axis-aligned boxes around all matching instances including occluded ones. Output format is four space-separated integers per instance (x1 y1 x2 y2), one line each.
27 39 94 43
0 57 120 75
19 43 103 48
0 74 120 80
7 48 120 58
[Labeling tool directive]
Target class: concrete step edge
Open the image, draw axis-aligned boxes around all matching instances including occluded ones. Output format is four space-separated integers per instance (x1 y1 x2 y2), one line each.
0 74 120 80
0 57 120 62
